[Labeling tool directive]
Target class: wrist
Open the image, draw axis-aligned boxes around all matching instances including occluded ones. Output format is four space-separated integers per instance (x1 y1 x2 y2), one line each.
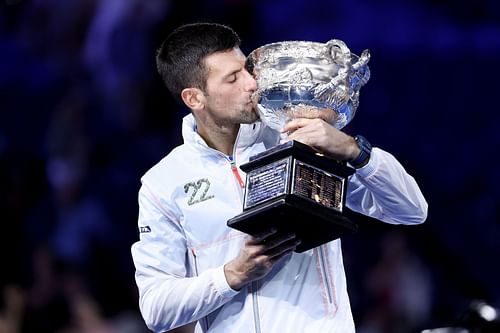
223 262 244 291
348 136 361 161
349 135 372 169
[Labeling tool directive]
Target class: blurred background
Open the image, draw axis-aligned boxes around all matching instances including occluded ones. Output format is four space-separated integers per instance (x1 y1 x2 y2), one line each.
1 0 499 332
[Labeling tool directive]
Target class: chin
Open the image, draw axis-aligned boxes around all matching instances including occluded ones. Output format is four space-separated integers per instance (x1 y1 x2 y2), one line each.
251 106 260 116
250 110 260 123
239 112 259 125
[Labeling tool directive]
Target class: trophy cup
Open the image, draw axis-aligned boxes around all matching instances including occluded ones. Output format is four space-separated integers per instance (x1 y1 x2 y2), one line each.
227 39 371 252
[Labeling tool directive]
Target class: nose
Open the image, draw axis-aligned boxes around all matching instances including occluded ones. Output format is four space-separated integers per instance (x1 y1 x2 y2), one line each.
243 69 257 92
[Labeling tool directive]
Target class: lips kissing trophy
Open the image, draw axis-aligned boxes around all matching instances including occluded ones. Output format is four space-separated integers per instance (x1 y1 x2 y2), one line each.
227 39 371 252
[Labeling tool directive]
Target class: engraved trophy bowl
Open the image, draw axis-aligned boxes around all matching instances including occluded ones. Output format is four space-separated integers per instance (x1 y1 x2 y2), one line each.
245 39 370 131
227 39 371 252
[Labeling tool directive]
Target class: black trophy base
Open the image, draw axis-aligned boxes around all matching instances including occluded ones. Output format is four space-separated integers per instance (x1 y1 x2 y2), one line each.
227 194 358 253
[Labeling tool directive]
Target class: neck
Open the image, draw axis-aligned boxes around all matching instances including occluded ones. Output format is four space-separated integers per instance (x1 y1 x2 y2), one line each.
195 118 240 156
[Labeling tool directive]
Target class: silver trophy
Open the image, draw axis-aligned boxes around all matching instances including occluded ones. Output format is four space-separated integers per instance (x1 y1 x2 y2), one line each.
227 39 371 252
247 39 370 131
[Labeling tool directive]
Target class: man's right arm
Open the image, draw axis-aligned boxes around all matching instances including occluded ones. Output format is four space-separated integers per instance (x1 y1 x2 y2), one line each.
131 185 239 332
131 184 300 332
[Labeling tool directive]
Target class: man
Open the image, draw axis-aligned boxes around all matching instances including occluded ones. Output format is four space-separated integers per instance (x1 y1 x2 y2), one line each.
131 22 428 333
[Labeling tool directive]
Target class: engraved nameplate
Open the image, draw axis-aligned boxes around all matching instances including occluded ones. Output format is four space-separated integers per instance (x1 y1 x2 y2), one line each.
292 160 344 212
244 157 291 209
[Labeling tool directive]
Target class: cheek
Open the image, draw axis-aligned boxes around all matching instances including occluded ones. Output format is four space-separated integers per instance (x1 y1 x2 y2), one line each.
212 91 238 109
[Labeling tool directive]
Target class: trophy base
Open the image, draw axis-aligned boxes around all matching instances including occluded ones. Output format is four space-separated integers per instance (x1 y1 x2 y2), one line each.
227 194 358 253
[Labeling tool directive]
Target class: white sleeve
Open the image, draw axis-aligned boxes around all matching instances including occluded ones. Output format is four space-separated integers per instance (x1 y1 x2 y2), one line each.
131 184 239 332
346 147 428 225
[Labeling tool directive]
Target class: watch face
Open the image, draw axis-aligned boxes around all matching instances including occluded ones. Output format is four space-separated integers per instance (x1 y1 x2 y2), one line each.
356 135 372 152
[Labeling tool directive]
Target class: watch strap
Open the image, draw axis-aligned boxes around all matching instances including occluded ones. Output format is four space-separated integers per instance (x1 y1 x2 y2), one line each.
350 135 372 168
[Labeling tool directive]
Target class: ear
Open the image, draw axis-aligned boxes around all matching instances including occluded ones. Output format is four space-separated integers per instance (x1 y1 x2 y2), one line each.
181 88 205 111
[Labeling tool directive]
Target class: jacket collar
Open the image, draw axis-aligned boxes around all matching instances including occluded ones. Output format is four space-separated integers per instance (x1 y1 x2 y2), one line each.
181 113 264 158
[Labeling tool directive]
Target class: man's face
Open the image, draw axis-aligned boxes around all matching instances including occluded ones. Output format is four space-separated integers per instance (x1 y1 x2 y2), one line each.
202 47 258 126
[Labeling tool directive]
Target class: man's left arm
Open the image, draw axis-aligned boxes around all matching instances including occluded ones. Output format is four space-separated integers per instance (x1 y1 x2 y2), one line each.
346 147 428 225
283 118 428 225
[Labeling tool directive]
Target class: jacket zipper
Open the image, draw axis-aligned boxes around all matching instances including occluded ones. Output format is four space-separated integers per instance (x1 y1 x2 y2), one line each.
191 248 210 331
198 128 263 331
250 281 262 333
228 156 245 189
229 133 262 333
318 245 334 305
229 126 245 191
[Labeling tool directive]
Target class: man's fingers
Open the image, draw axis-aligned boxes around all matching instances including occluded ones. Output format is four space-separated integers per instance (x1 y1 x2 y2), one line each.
269 246 297 264
281 118 312 133
266 240 301 265
247 228 278 245
247 231 299 256
251 237 300 268
263 235 301 258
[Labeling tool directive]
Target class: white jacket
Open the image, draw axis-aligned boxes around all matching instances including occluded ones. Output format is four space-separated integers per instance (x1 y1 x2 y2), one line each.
131 114 428 333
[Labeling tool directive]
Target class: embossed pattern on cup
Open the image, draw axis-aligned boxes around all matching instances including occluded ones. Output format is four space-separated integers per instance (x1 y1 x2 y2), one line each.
246 40 371 130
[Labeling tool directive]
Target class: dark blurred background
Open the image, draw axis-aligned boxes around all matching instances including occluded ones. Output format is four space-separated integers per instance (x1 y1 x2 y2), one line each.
1 0 499 332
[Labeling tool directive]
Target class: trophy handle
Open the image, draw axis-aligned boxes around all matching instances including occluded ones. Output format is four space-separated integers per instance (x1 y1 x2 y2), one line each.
314 41 371 119
351 49 371 90
325 39 370 71
326 39 352 65
313 40 352 112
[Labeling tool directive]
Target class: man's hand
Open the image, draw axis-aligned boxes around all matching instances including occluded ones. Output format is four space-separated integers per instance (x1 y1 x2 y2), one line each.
224 230 300 290
282 118 360 161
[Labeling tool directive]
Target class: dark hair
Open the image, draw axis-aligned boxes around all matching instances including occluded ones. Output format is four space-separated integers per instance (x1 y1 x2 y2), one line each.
156 22 241 103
